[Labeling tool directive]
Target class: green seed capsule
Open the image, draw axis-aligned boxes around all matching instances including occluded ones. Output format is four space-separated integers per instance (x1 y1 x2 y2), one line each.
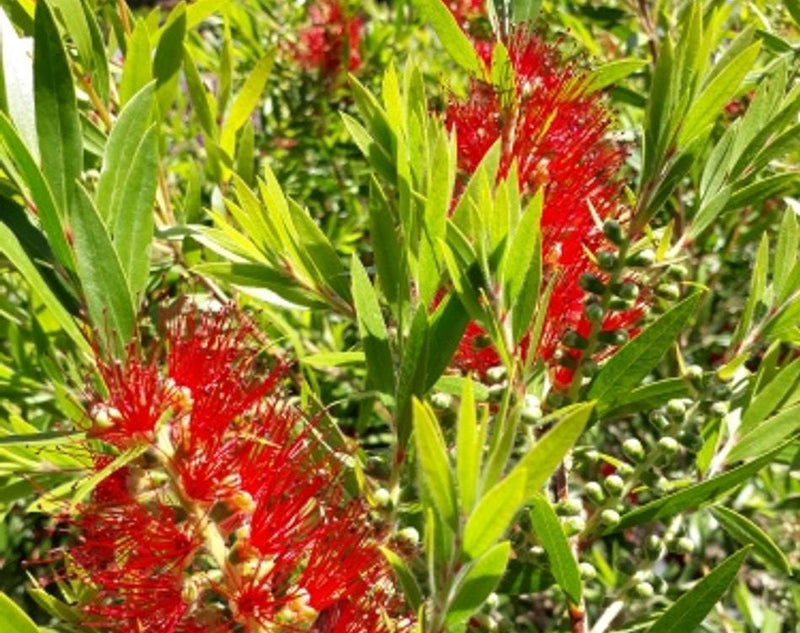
563 516 586 535
580 272 607 295
666 399 687 422
585 302 605 322
603 219 624 245
581 360 599 377
673 536 695 554
562 329 589 349
615 555 636 575
598 329 629 346
655 283 681 300
597 250 619 271
668 264 689 280
614 281 640 300
557 498 583 516
397 527 420 547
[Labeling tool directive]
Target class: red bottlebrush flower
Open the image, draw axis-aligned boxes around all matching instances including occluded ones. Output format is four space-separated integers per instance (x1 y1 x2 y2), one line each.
445 30 644 387
58 304 412 633
294 0 363 78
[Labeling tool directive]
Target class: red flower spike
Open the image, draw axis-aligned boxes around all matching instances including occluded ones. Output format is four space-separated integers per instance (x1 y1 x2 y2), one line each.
445 30 644 385
294 0 363 77
59 304 412 633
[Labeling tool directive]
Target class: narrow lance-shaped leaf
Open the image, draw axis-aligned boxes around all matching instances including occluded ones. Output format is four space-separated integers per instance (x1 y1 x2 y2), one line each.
611 442 789 532
0 592 39 633
446 541 511 627
34 0 82 215
646 548 750 633
409 0 483 75
0 112 73 271
111 124 158 301
589 293 703 412
511 401 595 497
456 376 481 513
462 467 526 560
412 398 458 530
351 256 395 395
152 4 186 116
96 82 156 222
0 9 38 158
220 52 274 155
119 19 152 107
529 494 582 605
71 183 136 350
709 506 790 574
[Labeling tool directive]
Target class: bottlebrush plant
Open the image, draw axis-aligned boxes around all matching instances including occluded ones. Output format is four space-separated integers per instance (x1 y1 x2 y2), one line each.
0 1 799 633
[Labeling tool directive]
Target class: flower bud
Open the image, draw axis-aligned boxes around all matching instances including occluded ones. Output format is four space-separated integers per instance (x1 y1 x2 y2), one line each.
673 536 695 554
373 488 392 508
579 562 597 580
655 283 681 300
644 534 663 560
396 527 420 547
668 264 688 280
666 399 686 422
657 436 679 454
430 392 453 409
684 364 704 384
579 272 607 295
649 410 670 431
709 401 729 418
562 516 586 535
604 474 625 495
557 498 583 516
622 438 645 463
485 366 507 384
626 248 655 267
633 581 655 598
678 430 703 451
584 481 605 503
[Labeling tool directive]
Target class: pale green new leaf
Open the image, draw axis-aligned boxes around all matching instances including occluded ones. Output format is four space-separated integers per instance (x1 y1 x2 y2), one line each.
0 592 38 633
446 541 510 627
413 399 457 530
410 0 483 75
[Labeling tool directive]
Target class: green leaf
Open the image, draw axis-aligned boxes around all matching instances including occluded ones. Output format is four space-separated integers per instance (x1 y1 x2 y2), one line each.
220 52 273 155
34 0 82 214
646 548 750 633
678 42 761 147
456 377 482 514
512 401 594 497
710 506 790 574
119 19 152 107
0 9 38 157
186 0 230 28
589 293 703 412
182 47 218 138
396 308 430 447
0 592 39 633
580 58 648 93
613 443 788 532
424 293 469 390
740 355 800 435
71 184 135 349
728 403 800 463
599 378 691 420
0 223 87 353
410 0 483 75
447 541 510 627
413 398 457 530
733 233 769 347
0 112 73 270
381 546 423 612
510 0 542 23
300 352 365 369
463 467 526 560
351 256 395 395
152 4 186 116
96 82 156 222
529 493 582 605
786 0 800 26
110 125 158 300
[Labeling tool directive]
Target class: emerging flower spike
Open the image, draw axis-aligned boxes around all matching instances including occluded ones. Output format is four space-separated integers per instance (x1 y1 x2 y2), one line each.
62 305 411 633
445 30 644 387
294 0 363 78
